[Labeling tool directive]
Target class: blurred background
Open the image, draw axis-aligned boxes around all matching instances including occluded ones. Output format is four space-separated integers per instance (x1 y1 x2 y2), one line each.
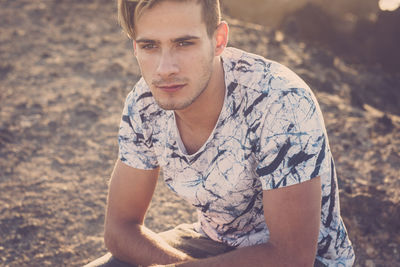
0 0 399 266
223 0 400 73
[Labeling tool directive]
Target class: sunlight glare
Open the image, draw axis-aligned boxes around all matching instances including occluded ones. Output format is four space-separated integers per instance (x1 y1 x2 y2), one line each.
379 0 400 11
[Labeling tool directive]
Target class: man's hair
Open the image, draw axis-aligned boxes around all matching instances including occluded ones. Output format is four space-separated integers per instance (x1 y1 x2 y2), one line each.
117 0 221 39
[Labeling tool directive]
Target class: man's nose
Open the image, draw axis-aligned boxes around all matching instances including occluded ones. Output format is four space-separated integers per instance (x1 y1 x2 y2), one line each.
156 50 179 78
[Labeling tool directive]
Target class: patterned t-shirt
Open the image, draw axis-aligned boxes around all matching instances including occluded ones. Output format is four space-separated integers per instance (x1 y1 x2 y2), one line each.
118 47 355 266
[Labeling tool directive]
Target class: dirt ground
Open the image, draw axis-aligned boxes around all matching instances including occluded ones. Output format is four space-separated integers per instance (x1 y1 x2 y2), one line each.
0 1 399 266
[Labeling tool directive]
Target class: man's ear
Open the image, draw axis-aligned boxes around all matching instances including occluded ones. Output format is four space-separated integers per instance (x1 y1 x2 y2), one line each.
214 21 229 56
133 40 137 56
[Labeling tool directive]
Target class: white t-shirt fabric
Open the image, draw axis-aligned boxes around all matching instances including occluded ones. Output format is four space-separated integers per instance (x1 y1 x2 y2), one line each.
118 47 355 266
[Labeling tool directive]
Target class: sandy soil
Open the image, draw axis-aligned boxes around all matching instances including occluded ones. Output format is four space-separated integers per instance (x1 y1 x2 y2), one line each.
0 1 399 266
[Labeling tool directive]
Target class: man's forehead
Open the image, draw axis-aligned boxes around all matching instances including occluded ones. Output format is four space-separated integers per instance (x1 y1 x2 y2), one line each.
134 1 207 41
135 0 202 23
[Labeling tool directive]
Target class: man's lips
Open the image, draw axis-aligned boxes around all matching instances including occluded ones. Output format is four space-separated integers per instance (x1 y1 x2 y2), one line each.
156 84 186 92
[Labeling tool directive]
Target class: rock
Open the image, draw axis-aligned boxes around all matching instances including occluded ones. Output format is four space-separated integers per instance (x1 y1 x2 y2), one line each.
365 259 375 267
375 114 394 134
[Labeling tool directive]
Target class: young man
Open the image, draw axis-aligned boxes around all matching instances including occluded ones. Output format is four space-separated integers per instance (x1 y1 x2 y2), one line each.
86 0 355 266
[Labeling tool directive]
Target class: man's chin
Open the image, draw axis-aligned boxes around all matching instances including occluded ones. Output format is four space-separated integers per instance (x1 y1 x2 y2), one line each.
156 101 192 111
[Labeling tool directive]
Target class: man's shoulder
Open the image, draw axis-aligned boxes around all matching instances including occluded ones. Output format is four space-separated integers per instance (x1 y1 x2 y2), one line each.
222 47 316 119
222 47 310 94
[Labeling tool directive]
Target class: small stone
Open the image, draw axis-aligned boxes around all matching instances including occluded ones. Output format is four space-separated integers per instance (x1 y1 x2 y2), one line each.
365 259 375 267
365 244 375 256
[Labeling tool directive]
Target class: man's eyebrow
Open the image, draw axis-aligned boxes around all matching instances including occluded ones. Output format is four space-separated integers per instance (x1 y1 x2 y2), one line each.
136 35 200 44
135 38 158 44
173 35 200 42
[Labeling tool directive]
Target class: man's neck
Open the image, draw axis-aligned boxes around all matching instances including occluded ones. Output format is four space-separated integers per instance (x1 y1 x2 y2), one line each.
175 57 225 132
174 57 226 154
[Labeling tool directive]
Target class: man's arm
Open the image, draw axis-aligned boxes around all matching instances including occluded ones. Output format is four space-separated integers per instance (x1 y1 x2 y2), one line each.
104 159 193 266
174 176 322 267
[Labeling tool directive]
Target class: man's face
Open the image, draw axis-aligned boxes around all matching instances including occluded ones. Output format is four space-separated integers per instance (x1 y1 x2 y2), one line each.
134 1 216 110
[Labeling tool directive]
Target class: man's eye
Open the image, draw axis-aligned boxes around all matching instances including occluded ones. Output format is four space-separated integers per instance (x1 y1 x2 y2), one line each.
178 41 193 47
141 44 157 49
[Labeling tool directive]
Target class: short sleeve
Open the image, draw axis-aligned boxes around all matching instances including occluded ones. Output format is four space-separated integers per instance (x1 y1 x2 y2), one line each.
118 90 159 170
256 87 329 190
